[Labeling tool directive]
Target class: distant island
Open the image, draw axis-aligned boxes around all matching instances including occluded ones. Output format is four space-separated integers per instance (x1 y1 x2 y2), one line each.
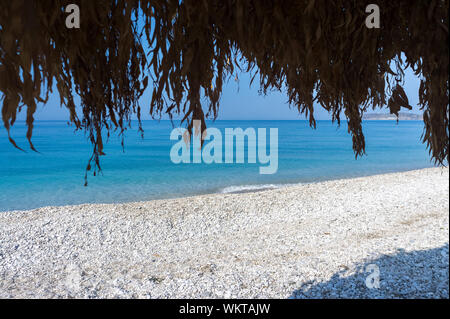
363 112 422 121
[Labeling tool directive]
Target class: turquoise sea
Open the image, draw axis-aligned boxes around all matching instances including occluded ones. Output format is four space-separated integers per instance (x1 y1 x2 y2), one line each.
0 120 436 212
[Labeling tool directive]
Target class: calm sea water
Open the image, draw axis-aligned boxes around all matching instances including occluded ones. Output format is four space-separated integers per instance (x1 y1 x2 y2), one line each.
0 120 435 212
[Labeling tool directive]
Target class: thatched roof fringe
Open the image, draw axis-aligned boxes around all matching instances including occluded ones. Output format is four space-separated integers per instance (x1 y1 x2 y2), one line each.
0 1 448 182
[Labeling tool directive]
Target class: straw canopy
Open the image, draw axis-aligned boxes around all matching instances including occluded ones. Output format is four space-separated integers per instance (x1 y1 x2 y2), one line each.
1 1 448 178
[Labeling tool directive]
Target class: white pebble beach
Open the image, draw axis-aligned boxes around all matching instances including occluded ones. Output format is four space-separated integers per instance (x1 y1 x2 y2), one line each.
0 167 448 299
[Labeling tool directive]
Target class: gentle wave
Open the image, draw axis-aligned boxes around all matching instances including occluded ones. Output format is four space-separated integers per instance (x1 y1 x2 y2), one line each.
220 184 287 194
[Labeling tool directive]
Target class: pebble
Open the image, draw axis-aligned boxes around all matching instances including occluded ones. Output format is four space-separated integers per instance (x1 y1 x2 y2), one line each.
0 167 448 298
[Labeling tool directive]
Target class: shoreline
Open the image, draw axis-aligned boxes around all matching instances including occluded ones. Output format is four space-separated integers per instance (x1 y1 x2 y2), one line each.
1 165 441 214
0 167 448 298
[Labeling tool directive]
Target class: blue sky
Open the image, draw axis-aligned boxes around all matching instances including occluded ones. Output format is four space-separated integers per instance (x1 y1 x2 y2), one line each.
12 65 422 121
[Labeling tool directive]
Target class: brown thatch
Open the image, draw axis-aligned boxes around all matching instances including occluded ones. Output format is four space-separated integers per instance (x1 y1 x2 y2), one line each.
1 1 448 181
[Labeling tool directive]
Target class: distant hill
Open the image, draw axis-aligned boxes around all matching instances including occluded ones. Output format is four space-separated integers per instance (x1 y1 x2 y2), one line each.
364 112 422 121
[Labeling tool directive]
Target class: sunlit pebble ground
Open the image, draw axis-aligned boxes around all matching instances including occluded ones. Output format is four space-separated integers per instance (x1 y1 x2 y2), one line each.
0 167 448 299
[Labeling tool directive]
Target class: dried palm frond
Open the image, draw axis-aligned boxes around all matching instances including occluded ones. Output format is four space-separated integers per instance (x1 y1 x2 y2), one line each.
1 0 448 184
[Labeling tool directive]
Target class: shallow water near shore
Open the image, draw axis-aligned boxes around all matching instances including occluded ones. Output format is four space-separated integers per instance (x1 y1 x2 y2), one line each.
0 120 435 212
